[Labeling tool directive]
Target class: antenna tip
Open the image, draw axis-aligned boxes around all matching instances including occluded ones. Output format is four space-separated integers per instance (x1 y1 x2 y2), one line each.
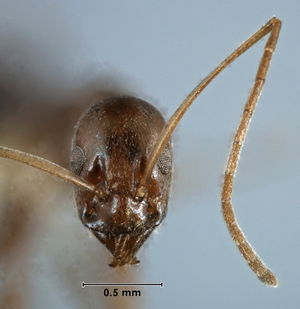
258 270 278 287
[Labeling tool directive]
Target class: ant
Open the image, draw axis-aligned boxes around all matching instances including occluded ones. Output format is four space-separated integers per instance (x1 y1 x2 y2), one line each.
0 17 281 286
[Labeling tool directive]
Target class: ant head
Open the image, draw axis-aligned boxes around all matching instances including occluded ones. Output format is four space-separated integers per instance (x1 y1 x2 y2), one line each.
71 97 173 266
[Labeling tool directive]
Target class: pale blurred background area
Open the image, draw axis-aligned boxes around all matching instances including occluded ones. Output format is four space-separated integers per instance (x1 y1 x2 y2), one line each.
0 1 300 309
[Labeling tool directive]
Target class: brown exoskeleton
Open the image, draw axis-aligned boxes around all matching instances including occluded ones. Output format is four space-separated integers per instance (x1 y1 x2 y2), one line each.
0 18 281 285
72 97 172 267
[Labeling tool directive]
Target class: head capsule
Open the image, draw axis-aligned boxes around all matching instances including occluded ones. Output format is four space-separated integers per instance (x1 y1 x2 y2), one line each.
70 96 172 266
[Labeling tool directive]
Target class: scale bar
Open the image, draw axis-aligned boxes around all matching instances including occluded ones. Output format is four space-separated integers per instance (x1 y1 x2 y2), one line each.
81 282 163 288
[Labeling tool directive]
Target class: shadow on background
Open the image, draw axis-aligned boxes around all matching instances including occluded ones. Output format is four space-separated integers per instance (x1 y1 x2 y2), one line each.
0 25 143 309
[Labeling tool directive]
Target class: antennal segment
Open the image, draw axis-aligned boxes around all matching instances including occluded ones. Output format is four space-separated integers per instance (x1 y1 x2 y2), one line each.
0 146 96 193
138 18 280 191
138 17 281 286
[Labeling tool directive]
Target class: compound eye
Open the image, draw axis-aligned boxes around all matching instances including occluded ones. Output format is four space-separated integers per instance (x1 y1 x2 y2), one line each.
158 146 172 175
70 146 86 175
